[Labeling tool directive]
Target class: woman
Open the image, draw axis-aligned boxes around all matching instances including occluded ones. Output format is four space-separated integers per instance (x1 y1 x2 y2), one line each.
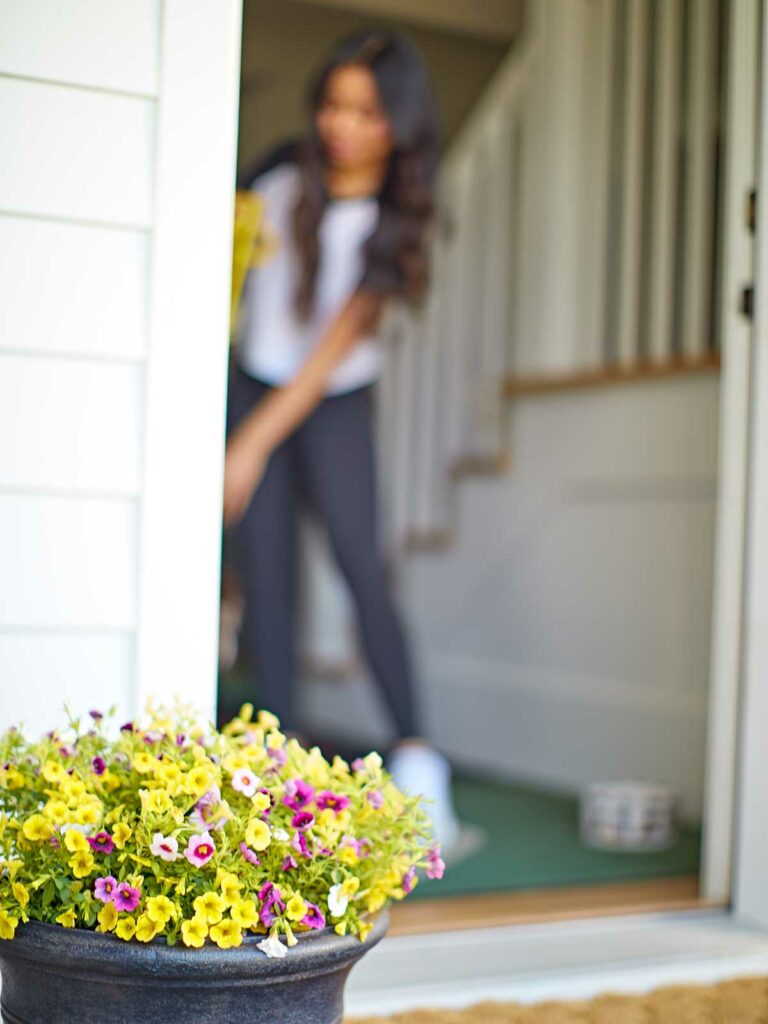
224 29 459 851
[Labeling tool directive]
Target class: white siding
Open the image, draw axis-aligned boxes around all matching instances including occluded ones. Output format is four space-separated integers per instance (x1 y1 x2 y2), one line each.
0 77 154 227
0 0 241 735
0 0 160 94
0 216 149 360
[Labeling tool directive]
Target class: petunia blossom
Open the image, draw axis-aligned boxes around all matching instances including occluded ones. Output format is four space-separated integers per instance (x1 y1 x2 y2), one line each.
302 902 326 930
402 866 417 894
291 810 314 832
282 778 315 811
190 785 229 832
93 875 118 903
184 831 216 867
327 883 348 918
257 935 287 958
113 882 141 912
231 768 259 798
150 832 179 862
425 844 445 880
91 756 106 776
87 831 115 855
239 841 260 866
366 789 384 809
280 854 298 872
258 882 285 927
316 791 350 814
291 831 310 859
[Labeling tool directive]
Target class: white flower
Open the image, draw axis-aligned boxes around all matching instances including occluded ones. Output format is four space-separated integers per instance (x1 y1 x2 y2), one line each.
150 832 179 862
59 822 91 836
327 883 348 918
231 768 259 798
257 935 287 958
272 827 289 842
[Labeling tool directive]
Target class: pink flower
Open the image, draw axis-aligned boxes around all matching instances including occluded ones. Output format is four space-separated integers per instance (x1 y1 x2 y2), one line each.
189 786 229 832
258 882 285 927
87 831 115 855
425 844 445 880
291 810 314 831
184 831 216 867
150 832 179 862
239 841 260 866
267 746 287 767
291 831 310 859
281 854 298 871
316 791 350 814
351 758 366 773
113 882 141 912
366 789 384 809
91 756 106 776
283 779 315 811
231 768 259 798
302 902 326 930
93 875 118 903
402 866 417 894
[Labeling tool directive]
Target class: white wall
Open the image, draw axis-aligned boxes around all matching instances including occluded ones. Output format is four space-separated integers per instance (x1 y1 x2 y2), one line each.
0 0 241 735
304 374 718 823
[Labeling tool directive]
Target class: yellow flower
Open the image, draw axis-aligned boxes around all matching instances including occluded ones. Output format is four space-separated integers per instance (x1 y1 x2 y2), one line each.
115 918 136 941
139 788 172 815
334 920 348 936
218 872 243 907
357 918 373 942
365 887 387 914
42 760 68 784
56 908 77 928
341 877 360 899
146 895 176 926
97 902 119 932
75 801 103 827
135 913 160 942
331 755 351 780
112 822 132 849
257 709 280 730
2 767 25 789
0 910 19 939
338 846 359 867
182 766 213 797
209 919 243 949
251 792 271 814
193 891 226 925
181 915 208 948
44 798 70 824
156 762 182 793
229 898 259 929
22 814 53 842
285 895 308 922
68 850 95 879
63 829 89 854
132 752 156 775
244 818 271 851
61 777 86 802
12 882 29 908
221 753 249 775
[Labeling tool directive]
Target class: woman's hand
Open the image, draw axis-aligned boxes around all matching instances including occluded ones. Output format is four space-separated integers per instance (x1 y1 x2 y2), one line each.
223 424 269 527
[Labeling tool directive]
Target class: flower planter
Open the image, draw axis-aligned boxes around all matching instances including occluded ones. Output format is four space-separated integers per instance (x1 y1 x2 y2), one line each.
0 910 388 1024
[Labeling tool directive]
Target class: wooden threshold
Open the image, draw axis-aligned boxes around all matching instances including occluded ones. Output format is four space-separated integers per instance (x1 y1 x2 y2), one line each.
503 352 721 399
388 875 724 936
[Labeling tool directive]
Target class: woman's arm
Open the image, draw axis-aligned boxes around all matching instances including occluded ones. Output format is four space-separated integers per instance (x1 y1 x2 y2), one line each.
223 288 385 525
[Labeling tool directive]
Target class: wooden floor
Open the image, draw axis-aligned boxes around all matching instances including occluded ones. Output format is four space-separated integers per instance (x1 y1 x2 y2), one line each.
388 875 723 936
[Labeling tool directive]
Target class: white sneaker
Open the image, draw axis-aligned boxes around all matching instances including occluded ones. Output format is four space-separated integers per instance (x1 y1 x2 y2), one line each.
386 742 461 854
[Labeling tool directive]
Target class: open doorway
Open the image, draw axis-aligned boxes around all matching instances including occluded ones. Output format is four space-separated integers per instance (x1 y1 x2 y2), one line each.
219 0 731 928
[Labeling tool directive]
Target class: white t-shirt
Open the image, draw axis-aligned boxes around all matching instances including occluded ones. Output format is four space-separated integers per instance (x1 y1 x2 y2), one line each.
235 162 384 396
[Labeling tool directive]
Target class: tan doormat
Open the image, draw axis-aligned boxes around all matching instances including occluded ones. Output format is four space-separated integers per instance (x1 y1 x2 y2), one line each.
346 973 768 1022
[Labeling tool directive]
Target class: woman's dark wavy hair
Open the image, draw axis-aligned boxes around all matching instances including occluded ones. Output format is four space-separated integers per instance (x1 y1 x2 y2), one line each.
292 29 441 321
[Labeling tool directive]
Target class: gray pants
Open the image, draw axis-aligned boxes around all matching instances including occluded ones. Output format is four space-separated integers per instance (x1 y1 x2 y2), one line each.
225 362 420 742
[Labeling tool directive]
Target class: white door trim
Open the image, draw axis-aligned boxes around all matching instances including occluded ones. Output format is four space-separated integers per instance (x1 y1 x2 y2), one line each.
701 0 759 904
136 0 243 720
733 0 768 930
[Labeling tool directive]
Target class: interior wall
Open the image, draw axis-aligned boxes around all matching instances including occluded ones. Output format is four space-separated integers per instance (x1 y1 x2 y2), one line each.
304 373 718 824
238 0 510 181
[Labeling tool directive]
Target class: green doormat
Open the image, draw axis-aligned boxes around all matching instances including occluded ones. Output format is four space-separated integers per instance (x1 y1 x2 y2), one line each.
345 974 768 1022
407 773 700 900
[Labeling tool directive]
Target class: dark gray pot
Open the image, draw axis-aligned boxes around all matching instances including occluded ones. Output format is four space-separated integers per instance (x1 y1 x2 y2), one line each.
0 911 388 1024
